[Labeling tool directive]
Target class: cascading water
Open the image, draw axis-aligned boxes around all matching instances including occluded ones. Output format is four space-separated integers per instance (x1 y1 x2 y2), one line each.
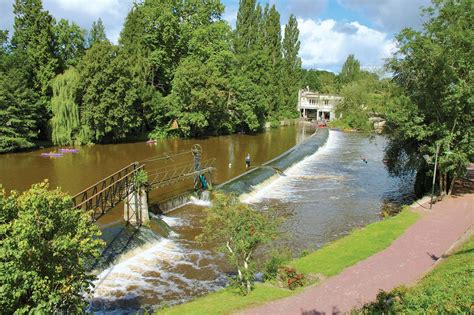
89 129 414 313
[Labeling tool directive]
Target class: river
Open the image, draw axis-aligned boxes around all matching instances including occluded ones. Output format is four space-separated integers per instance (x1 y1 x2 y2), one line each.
0 125 415 313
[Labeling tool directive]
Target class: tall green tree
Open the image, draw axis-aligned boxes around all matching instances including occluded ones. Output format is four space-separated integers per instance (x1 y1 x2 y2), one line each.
262 4 283 115
12 0 58 97
77 42 142 142
281 14 302 116
50 68 81 145
339 54 361 87
385 0 473 196
55 19 85 70
234 0 258 55
0 55 40 153
87 18 107 47
0 182 104 313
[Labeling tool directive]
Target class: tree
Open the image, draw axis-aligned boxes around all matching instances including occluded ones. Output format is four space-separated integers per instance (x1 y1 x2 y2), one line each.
262 4 283 116
87 18 107 47
281 14 302 116
77 42 142 143
166 22 235 137
338 54 361 87
385 0 473 196
12 0 58 97
234 0 259 55
302 69 338 93
50 68 81 145
0 182 104 313
198 192 278 295
55 19 85 70
0 52 40 153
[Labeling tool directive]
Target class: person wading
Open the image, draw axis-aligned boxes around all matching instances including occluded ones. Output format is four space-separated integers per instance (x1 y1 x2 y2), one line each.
245 153 251 168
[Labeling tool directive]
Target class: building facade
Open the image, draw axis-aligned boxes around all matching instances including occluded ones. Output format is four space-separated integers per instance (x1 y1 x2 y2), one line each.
297 89 343 121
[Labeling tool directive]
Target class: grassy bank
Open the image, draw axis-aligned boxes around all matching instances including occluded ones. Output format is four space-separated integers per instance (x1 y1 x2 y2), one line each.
157 208 419 315
361 233 474 313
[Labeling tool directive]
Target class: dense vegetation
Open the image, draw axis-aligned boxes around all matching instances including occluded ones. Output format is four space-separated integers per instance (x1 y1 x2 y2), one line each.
0 0 302 152
383 0 473 196
361 235 474 313
0 182 104 313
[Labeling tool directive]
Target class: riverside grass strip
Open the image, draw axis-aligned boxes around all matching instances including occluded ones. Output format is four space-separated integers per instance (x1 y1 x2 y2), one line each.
157 208 420 315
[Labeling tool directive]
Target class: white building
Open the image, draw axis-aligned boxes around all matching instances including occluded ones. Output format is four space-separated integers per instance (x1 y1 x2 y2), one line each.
297 88 343 121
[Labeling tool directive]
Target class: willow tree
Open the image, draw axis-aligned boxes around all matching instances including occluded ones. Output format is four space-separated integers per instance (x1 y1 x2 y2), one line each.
50 68 80 145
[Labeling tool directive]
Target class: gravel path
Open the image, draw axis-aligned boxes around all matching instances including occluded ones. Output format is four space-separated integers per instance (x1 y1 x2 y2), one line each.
239 166 474 315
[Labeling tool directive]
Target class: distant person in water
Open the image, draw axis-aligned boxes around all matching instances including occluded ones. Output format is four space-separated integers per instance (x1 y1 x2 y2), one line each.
245 153 251 168
361 156 368 164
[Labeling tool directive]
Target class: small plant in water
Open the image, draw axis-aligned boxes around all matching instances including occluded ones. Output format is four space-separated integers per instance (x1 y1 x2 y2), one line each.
132 169 149 192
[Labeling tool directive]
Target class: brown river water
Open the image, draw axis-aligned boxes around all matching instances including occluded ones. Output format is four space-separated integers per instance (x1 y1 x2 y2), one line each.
0 125 415 313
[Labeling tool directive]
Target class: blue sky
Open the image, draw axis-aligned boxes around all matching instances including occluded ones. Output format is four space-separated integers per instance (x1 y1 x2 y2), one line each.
0 0 430 72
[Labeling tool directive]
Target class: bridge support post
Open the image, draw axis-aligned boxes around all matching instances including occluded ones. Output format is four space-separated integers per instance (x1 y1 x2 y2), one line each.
124 188 150 226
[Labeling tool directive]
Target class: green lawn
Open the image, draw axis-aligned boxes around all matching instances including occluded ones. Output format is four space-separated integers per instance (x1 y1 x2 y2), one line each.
361 234 474 313
157 208 420 315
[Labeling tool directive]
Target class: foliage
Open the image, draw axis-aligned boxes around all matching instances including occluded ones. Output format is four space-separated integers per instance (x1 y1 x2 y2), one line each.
77 41 142 143
55 19 85 70
338 54 361 87
87 18 107 47
302 69 337 94
2 0 303 153
385 0 473 195
158 207 419 315
280 15 302 117
0 52 40 153
277 266 305 290
50 68 81 145
132 169 149 192
198 192 279 295
263 249 292 281
361 235 474 313
0 182 104 313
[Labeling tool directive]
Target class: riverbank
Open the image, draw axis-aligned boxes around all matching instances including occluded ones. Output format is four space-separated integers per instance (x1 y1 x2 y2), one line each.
240 179 474 314
156 208 420 314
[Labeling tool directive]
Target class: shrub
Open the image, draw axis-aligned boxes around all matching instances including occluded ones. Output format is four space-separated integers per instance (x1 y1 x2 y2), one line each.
263 250 292 281
278 266 305 290
0 181 105 313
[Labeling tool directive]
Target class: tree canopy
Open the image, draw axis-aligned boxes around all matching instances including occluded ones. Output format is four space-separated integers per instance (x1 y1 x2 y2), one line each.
0 182 104 313
0 0 304 152
384 0 473 195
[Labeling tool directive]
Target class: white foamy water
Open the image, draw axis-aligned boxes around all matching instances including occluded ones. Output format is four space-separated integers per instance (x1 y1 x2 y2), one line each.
159 215 184 227
189 196 212 207
91 231 225 313
243 130 339 203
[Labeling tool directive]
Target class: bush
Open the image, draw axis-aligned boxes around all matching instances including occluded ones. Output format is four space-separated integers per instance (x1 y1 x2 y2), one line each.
263 250 292 281
277 266 305 290
0 181 105 313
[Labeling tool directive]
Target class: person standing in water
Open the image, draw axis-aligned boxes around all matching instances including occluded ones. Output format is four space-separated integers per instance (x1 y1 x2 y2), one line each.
245 153 251 168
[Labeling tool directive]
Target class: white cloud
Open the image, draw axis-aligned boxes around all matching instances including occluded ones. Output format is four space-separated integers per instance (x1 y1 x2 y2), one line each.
337 0 430 32
0 0 133 43
297 18 396 72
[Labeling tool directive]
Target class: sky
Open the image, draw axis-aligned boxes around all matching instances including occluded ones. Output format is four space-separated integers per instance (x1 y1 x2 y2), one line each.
0 0 431 73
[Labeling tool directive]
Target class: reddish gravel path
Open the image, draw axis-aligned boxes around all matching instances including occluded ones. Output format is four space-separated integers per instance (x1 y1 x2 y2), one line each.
240 166 474 315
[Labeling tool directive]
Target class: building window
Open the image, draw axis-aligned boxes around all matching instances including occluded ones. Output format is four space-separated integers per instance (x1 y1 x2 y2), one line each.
324 100 329 105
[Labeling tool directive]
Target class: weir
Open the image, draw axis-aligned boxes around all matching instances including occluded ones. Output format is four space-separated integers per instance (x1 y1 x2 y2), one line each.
218 128 329 196
71 144 214 225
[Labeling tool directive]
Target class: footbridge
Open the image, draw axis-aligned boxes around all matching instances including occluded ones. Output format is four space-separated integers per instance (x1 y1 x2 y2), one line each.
72 144 214 225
